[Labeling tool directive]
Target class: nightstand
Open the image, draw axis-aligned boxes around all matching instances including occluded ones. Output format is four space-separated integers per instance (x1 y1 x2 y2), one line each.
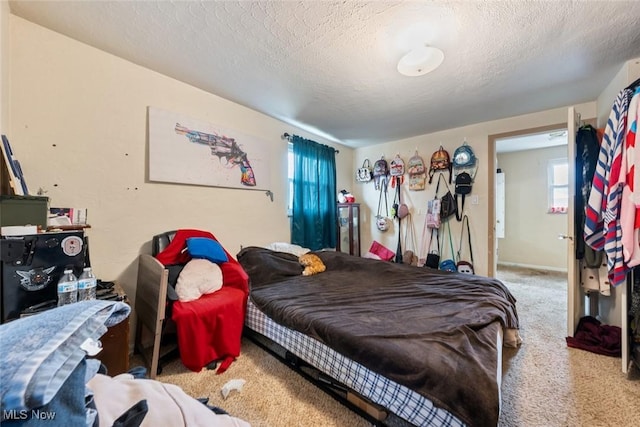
94 284 130 376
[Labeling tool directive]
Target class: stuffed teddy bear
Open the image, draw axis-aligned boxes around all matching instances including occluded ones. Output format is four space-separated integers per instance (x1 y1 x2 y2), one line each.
299 253 326 276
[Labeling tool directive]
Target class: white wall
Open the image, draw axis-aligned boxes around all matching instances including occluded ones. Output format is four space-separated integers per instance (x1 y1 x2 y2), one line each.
8 16 353 301
0 1 9 132
497 145 567 271
4 13 614 292
353 102 595 277
597 57 640 127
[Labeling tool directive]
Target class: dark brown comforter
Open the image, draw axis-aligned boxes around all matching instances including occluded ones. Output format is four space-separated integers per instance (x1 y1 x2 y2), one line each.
237 247 520 427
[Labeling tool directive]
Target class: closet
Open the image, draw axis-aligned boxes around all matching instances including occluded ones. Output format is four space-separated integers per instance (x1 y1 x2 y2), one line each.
570 60 640 375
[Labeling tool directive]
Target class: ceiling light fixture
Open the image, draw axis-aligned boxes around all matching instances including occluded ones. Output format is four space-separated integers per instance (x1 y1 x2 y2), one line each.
397 45 444 77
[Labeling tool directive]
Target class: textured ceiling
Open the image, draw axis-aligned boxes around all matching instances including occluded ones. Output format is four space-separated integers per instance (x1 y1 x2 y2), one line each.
8 1 640 148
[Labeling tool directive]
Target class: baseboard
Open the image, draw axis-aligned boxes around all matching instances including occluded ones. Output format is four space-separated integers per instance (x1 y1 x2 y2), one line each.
497 261 567 273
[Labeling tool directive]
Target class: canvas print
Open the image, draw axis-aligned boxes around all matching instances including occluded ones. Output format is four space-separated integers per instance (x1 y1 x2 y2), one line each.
1 135 28 196
148 107 271 190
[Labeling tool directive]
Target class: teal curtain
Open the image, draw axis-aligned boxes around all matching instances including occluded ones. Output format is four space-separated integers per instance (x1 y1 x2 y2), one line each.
291 135 337 250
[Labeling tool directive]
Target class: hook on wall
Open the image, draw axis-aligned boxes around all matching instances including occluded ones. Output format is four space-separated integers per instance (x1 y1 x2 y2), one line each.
265 190 274 202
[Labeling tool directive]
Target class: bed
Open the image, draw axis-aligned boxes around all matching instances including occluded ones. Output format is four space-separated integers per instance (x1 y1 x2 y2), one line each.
237 247 521 427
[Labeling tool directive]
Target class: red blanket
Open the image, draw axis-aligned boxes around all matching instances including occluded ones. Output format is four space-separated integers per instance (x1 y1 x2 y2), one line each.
156 229 249 373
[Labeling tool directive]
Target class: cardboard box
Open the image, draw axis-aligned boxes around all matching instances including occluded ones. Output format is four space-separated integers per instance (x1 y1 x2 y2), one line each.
346 391 387 421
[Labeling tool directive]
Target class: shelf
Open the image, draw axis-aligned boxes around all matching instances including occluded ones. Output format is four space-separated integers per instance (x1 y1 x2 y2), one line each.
46 225 92 232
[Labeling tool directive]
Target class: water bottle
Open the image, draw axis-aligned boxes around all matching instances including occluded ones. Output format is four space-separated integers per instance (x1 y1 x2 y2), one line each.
78 267 97 301
57 269 78 306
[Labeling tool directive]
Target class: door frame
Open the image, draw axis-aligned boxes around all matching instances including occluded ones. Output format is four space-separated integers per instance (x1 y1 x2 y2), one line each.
487 122 567 277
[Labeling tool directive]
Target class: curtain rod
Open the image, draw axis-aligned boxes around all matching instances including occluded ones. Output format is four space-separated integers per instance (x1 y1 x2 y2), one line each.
281 133 339 153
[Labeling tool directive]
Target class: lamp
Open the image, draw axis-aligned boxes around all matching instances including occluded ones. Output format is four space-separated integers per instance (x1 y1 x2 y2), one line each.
397 45 444 77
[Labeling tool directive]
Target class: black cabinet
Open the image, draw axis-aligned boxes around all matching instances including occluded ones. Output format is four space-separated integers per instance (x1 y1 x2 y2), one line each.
336 203 360 257
1 230 88 322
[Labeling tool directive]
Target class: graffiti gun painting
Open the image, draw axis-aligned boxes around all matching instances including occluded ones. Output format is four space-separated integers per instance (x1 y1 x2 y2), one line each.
148 107 270 191
174 123 256 186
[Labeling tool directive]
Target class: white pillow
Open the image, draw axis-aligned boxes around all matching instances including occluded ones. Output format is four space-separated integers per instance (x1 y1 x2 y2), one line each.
362 252 382 260
175 259 223 302
265 242 310 257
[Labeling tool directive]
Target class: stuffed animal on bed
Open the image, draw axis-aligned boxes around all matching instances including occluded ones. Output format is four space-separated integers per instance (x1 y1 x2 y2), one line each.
299 253 326 276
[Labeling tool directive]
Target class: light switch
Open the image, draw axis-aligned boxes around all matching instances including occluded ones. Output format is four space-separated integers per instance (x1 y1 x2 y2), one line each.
471 195 479 205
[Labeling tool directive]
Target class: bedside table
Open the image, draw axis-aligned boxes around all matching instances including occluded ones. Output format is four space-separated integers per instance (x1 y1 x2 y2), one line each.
94 284 130 376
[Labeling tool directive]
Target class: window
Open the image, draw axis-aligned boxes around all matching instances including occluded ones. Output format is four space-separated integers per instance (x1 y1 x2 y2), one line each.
288 136 337 249
548 158 568 213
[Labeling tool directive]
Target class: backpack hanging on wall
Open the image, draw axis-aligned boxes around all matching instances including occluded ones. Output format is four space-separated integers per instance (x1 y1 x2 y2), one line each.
402 214 419 266
456 215 475 274
375 181 390 232
389 154 405 177
356 158 373 183
423 229 440 269
407 152 426 191
393 182 403 264
389 154 405 188
453 141 478 221
452 141 477 171
438 220 457 272
428 145 452 184
454 172 473 221
436 174 457 221
373 156 389 191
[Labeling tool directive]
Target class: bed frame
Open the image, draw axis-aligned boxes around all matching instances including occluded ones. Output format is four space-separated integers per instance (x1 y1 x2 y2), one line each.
237 247 517 427
244 328 413 427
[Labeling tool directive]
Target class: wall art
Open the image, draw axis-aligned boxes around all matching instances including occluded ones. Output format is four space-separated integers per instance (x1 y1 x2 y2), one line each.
148 107 271 190
1 135 28 196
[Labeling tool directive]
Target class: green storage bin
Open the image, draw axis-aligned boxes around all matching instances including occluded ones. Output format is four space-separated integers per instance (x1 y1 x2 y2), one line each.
0 195 49 228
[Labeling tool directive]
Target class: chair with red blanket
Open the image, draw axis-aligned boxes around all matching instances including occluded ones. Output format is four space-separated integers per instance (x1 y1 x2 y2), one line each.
134 229 248 378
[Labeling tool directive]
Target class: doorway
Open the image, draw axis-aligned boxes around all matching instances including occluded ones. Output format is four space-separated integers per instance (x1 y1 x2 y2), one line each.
487 123 567 277
496 129 569 272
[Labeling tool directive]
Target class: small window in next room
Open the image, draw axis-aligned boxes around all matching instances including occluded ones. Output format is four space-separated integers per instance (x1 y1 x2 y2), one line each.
548 158 568 213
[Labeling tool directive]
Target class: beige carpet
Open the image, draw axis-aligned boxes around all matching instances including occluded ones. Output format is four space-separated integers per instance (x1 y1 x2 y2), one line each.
139 266 640 426
497 266 639 427
139 339 369 427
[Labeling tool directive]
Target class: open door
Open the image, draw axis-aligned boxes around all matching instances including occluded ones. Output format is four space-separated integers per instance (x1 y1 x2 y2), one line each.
565 107 583 337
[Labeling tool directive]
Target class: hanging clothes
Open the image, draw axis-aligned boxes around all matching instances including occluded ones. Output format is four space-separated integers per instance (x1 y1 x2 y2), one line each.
620 87 640 266
575 124 601 262
576 124 609 295
580 257 611 296
584 79 640 286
